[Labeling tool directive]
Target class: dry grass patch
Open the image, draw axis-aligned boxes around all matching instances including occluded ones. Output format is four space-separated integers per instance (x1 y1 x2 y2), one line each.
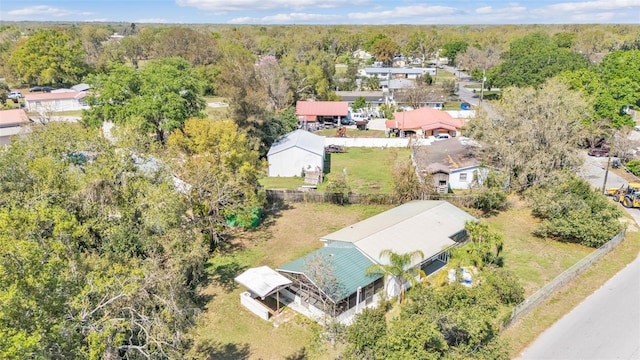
191 202 391 359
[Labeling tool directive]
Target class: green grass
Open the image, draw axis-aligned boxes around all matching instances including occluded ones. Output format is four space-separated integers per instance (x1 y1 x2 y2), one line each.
322 147 410 193
483 202 593 296
260 147 410 193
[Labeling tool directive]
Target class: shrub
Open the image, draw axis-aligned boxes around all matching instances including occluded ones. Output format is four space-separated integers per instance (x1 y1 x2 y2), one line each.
626 159 640 176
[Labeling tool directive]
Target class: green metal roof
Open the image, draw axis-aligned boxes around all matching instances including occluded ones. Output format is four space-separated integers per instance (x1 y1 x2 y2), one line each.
278 244 380 302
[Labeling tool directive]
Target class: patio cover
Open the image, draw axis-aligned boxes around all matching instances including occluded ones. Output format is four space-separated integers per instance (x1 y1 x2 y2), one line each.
235 266 292 298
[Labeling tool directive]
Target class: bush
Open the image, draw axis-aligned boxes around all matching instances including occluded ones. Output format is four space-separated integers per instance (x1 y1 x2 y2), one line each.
525 173 624 247
481 267 525 305
626 159 640 176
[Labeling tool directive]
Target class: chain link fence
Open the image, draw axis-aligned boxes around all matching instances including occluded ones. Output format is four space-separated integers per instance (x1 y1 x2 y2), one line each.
503 228 627 329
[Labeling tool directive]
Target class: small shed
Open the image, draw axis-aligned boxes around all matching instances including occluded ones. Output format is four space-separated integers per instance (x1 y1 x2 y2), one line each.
235 266 292 320
267 130 325 177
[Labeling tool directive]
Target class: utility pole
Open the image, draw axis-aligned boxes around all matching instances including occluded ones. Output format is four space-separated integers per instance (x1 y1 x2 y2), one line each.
480 68 486 106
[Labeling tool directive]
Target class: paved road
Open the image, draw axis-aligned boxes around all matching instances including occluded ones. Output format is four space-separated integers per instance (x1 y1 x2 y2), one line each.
441 65 500 120
517 255 640 360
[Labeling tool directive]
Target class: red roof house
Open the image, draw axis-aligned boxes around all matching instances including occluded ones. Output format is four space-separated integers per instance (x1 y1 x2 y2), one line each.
386 107 464 137
296 101 349 130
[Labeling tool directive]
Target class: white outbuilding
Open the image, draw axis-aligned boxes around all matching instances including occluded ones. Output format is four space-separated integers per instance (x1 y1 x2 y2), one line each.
267 130 325 177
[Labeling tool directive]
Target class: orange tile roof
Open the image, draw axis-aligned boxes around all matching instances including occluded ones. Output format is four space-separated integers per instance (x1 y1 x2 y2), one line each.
0 109 30 128
385 107 463 130
296 101 348 117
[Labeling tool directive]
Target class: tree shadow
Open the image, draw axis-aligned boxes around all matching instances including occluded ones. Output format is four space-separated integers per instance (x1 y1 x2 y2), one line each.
190 341 251 360
284 347 308 360
206 259 247 293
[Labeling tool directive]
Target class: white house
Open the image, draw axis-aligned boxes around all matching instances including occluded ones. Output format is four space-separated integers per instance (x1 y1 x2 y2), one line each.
267 130 325 177
24 91 88 113
449 165 489 190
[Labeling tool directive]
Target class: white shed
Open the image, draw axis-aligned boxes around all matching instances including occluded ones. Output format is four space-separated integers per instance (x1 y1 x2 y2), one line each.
267 130 325 177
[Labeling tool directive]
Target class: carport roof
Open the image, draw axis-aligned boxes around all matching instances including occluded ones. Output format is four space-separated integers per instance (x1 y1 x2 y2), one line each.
235 266 292 298
296 101 348 116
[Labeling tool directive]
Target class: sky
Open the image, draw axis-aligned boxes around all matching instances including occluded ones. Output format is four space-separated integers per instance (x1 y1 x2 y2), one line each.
1 0 640 25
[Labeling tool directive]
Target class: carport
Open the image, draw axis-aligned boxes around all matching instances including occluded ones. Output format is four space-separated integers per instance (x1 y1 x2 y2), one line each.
235 266 292 319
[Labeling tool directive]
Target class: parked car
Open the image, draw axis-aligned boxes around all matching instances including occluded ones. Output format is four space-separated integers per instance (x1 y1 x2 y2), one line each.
435 134 451 140
29 86 55 92
588 147 610 157
7 91 22 102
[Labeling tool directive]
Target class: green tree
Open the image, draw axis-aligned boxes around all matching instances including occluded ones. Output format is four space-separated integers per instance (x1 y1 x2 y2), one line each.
441 40 469 65
351 96 367 111
365 249 425 304
404 29 441 65
9 29 87 86
84 57 206 143
525 173 624 247
0 123 207 358
167 118 264 246
344 307 387 360
465 78 590 190
489 32 588 88
370 37 400 66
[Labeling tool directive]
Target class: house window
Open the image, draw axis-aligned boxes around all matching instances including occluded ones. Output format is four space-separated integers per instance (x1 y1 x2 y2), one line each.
459 173 468 182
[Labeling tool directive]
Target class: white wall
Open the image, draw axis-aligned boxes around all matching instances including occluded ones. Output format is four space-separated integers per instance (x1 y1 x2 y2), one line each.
268 147 323 177
26 99 87 112
239 291 270 320
449 166 488 190
326 137 410 148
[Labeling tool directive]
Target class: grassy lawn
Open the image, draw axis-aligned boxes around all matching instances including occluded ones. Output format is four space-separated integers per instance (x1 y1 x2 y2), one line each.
190 203 392 359
323 147 410 193
483 197 594 296
260 147 410 193
203 96 231 119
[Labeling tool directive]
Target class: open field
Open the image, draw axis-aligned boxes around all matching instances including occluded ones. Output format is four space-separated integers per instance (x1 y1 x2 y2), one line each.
190 197 634 359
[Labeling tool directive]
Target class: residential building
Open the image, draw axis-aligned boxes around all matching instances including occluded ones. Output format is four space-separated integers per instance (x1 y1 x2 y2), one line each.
24 91 88 113
235 201 477 324
385 107 464 138
267 129 325 177
0 109 31 145
295 101 349 131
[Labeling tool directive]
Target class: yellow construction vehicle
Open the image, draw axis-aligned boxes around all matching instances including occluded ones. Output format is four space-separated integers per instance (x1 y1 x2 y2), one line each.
607 182 640 208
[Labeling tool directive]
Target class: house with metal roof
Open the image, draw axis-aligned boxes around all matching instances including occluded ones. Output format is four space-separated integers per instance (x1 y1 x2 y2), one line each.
267 129 325 177
233 200 476 324
295 101 349 131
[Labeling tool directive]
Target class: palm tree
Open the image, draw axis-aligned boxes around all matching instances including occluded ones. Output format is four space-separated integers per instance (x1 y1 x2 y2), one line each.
365 249 425 304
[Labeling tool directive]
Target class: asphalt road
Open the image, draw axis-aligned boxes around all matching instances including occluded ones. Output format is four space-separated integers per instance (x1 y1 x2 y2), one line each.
517 255 640 360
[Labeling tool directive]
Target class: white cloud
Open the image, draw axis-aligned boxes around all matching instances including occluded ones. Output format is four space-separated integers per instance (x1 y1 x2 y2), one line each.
546 0 640 12
176 0 365 12
8 5 76 17
476 6 493 14
228 12 341 24
347 5 459 21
